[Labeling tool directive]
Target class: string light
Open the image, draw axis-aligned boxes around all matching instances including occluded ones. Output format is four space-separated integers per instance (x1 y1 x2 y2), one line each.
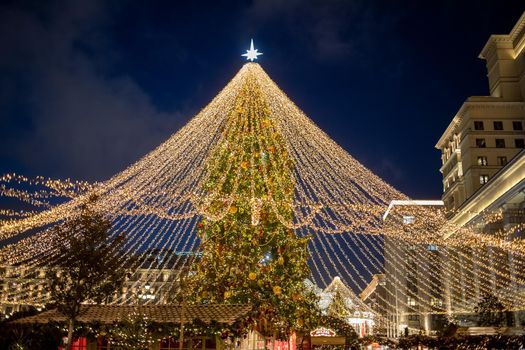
0 63 523 325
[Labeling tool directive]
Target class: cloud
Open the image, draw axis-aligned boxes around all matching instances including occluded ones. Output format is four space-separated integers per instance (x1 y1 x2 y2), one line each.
310 17 354 58
0 1 184 181
243 0 368 60
243 0 406 63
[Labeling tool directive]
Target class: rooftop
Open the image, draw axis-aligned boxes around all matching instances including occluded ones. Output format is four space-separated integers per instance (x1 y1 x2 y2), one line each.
12 304 252 325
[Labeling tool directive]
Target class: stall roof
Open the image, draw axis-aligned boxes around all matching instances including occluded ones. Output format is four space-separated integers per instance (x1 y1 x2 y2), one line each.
12 304 251 325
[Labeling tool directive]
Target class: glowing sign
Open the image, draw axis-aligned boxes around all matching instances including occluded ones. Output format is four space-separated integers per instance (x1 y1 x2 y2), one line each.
310 327 336 337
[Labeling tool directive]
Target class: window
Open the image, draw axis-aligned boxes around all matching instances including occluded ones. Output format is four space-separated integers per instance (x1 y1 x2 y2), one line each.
407 296 416 306
497 156 508 166
476 138 486 148
477 156 488 166
159 337 215 350
513 121 523 130
480 175 489 185
192 339 203 350
448 197 455 209
495 139 505 148
427 244 439 251
474 121 484 130
515 139 525 148
493 121 503 130
408 314 420 321
403 216 415 225
160 338 189 350
160 338 178 350
205 338 217 350
407 280 418 293
431 298 443 307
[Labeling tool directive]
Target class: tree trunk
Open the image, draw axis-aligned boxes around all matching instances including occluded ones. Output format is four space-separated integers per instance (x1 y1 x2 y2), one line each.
179 300 186 350
179 269 188 350
66 318 74 350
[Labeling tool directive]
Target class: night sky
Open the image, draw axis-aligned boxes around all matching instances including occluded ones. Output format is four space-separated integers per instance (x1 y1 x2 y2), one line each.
1 1 524 200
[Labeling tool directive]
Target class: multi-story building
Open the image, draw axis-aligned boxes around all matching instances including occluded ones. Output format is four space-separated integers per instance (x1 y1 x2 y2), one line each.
436 12 525 214
436 11 525 327
0 264 48 316
382 200 446 337
0 265 184 316
0 249 195 317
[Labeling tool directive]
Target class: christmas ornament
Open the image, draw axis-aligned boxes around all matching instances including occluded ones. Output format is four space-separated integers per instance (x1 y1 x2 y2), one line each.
277 256 285 265
251 198 262 226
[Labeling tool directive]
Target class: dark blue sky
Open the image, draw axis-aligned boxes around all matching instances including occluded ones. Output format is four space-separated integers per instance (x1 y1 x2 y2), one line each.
0 0 524 199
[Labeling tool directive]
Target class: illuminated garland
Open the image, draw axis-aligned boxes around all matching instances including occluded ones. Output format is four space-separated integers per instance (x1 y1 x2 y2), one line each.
0 63 523 326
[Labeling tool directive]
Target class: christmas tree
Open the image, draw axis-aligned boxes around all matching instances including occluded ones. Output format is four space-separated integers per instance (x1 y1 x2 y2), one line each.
327 289 350 321
190 64 319 338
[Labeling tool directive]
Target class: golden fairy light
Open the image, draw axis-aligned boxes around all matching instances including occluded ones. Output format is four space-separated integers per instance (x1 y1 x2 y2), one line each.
0 63 523 321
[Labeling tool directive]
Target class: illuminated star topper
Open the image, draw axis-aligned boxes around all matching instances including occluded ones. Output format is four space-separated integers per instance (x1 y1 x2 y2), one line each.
242 39 263 61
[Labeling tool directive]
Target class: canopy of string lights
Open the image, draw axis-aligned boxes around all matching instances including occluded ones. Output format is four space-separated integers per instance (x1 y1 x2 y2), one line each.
1 63 524 326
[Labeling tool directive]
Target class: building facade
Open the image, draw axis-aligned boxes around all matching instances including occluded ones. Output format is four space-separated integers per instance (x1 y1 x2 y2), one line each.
360 274 388 336
436 12 525 214
382 201 447 337
436 11 525 327
0 248 203 317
